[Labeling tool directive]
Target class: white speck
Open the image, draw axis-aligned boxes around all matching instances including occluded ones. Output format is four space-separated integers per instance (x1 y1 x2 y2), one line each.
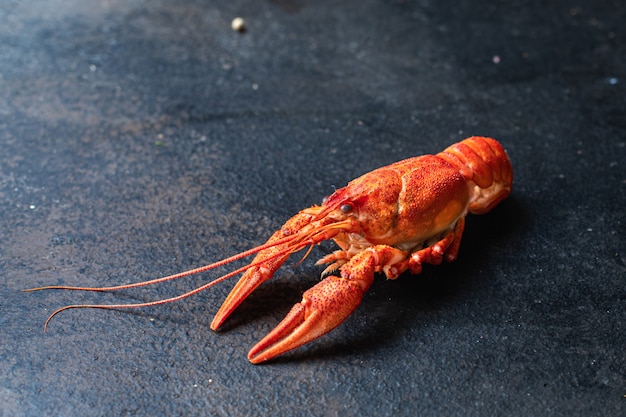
29 205 36 210
89 64 97 72
252 83 258 90
492 55 501 64
587 228 593 232
607 77 618 85
231 17 246 32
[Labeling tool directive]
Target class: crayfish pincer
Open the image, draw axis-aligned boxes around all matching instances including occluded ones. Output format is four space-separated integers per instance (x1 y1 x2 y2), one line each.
25 136 513 364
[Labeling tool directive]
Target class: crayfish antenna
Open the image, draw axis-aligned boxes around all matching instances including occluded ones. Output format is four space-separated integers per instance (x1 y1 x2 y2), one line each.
25 235 309 331
40 264 250 331
22 234 301 294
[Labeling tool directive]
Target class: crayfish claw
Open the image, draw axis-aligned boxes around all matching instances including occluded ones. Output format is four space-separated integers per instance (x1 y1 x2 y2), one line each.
247 275 365 364
211 265 270 331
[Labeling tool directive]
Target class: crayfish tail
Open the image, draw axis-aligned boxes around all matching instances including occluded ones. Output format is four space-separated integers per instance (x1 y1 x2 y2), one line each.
438 136 513 214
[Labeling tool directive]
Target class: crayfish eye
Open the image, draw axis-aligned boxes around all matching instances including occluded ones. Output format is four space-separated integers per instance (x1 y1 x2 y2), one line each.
340 203 353 214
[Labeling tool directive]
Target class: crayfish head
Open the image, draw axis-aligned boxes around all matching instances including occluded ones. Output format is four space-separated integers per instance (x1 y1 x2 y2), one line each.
318 168 402 244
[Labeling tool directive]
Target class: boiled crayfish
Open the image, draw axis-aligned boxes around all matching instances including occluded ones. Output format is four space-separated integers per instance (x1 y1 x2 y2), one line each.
25 136 513 363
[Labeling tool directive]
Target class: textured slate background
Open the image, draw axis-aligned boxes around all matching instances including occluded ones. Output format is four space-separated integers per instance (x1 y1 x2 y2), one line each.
1 1 624 416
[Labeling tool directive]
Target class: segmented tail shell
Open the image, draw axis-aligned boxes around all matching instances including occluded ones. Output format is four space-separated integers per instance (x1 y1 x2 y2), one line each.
437 136 513 214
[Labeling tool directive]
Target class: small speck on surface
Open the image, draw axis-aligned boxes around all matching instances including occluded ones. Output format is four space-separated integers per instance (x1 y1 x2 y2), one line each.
231 17 246 32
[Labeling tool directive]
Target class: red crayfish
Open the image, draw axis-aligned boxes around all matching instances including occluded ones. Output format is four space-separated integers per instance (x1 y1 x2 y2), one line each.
26 136 513 363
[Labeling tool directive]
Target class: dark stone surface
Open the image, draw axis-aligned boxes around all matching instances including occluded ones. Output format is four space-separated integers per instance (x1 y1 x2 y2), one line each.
1 0 624 416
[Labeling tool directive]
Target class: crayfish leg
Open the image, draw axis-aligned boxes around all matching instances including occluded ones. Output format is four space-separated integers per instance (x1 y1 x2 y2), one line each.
408 217 465 274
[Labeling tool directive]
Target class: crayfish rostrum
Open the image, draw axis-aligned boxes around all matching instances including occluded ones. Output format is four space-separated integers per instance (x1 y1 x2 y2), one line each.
26 136 513 363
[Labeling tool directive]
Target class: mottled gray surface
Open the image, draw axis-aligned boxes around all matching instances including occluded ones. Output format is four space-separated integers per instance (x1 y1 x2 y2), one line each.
1 0 624 416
